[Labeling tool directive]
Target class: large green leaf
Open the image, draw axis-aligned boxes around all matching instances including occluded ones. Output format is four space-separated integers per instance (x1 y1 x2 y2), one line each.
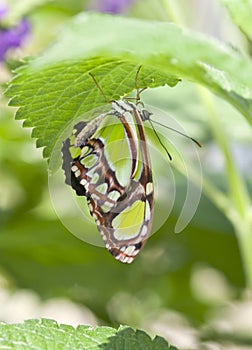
6 58 176 159
5 13 252 160
0 319 177 350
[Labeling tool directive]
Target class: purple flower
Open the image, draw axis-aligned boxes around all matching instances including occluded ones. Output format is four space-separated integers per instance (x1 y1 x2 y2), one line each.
91 0 135 14
0 3 8 20
0 3 30 62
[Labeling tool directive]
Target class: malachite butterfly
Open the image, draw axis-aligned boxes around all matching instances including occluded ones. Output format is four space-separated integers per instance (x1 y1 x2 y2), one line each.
62 67 156 263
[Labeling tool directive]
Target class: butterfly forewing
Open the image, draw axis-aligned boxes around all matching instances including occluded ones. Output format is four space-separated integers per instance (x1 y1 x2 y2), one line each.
62 100 153 263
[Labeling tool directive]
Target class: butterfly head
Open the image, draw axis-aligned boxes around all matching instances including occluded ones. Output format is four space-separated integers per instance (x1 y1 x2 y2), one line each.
139 107 152 122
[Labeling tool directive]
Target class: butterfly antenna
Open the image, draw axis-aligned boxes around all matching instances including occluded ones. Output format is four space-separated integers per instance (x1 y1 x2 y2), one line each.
89 72 109 103
150 119 202 148
148 118 173 160
135 65 147 102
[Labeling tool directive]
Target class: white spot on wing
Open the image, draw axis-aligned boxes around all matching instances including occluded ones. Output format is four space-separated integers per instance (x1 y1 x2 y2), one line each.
88 202 93 211
101 204 112 213
91 193 101 202
146 182 153 196
122 256 134 264
104 201 114 208
80 179 87 186
145 200 151 221
140 225 148 237
108 190 121 201
120 246 126 253
124 245 136 256
96 183 108 195
71 165 78 172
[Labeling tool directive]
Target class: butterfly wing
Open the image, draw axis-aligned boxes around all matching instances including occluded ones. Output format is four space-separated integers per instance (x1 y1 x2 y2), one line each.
62 105 153 263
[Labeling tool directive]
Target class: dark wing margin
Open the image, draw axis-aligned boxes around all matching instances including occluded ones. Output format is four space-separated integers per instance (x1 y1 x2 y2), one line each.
61 122 87 196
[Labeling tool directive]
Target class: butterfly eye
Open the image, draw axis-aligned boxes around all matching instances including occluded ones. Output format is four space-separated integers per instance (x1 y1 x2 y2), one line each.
140 108 153 121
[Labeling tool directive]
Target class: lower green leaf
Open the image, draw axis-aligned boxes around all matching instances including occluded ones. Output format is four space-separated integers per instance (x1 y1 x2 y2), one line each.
0 319 178 350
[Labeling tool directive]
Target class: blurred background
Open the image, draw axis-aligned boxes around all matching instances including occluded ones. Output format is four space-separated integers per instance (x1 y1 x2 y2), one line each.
0 1 252 349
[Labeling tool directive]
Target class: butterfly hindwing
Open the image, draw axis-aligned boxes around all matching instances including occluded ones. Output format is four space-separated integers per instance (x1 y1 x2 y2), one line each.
62 100 154 263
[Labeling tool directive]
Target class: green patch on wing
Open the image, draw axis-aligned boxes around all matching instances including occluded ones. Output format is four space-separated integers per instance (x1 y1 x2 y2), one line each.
69 146 81 159
95 114 132 187
112 200 145 240
81 154 98 168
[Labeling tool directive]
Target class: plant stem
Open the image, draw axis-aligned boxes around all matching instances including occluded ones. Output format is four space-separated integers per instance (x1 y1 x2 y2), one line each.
234 212 252 290
198 86 252 289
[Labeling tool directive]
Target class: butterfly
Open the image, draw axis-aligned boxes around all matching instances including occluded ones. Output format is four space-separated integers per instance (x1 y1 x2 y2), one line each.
62 82 154 264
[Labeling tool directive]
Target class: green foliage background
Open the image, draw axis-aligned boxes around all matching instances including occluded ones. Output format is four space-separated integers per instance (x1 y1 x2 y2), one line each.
0 0 252 349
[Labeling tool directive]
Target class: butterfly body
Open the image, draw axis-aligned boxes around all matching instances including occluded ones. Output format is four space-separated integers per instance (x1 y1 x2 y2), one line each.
62 100 154 263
